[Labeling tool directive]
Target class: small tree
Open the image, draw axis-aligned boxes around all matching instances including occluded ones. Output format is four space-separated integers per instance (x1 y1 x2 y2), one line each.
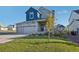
46 13 54 39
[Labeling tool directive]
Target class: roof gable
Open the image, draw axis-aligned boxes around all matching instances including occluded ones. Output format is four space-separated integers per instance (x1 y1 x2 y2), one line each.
57 24 65 28
74 10 79 14
38 7 52 14
25 7 53 14
25 7 39 13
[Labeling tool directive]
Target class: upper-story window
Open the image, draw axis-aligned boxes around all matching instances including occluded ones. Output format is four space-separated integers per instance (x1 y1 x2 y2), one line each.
29 12 34 19
37 12 40 18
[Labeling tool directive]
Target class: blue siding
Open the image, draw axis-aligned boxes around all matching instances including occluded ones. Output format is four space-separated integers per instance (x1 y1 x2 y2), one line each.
25 7 41 21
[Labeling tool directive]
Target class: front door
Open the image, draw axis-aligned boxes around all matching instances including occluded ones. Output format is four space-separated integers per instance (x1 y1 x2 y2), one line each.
40 25 45 31
38 21 46 32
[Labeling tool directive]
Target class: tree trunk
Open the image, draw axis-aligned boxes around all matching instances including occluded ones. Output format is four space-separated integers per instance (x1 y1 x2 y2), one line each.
48 31 50 39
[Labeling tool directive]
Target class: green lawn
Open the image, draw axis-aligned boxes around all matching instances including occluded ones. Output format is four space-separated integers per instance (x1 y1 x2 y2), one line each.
0 35 78 52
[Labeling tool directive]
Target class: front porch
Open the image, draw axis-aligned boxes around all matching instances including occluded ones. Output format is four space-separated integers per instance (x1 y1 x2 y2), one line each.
37 20 47 34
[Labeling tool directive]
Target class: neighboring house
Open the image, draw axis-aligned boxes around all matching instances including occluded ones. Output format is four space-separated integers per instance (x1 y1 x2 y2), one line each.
56 24 65 32
68 10 79 35
16 7 55 34
7 25 16 31
0 25 8 31
1 27 8 31
0 24 16 31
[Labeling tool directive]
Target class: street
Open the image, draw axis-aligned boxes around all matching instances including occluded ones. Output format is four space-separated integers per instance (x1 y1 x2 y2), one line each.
0 34 28 43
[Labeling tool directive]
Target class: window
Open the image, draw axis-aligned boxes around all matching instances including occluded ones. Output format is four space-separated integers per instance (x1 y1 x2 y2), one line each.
37 13 40 18
76 19 79 21
29 12 34 19
41 26 44 31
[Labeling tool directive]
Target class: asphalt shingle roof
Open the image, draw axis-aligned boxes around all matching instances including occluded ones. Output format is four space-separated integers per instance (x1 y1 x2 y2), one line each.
74 10 79 14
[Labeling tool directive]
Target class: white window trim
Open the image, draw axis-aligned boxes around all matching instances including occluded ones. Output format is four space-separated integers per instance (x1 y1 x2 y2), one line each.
29 12 34 19
37 12 40 18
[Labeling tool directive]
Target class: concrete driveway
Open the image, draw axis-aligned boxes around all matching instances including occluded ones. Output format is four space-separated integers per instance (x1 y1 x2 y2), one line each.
0 34 28 43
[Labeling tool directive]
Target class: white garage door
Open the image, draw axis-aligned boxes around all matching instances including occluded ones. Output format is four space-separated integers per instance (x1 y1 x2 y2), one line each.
16 21 38 34
23 26 37 34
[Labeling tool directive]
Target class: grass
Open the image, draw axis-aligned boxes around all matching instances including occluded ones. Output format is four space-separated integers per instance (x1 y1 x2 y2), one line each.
0 35 78 52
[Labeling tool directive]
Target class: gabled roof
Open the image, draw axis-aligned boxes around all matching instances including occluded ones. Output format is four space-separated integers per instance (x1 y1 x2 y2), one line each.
74 10 79 14
69 10 79 22
25 7 39 13
38 7 52 13
57 24 65 28
25 7 52 14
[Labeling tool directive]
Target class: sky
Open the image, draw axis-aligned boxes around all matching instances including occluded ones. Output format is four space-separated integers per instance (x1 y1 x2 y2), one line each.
0 6 79 27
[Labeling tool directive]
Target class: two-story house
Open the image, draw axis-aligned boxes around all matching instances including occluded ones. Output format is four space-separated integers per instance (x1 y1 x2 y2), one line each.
16 7 54 34
68 10 79 35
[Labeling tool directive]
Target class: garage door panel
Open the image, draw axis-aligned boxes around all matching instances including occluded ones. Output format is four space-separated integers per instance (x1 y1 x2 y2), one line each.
23 26 37 34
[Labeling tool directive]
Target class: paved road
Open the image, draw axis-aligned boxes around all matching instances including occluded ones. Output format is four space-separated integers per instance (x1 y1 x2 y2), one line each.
0 34 28 43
